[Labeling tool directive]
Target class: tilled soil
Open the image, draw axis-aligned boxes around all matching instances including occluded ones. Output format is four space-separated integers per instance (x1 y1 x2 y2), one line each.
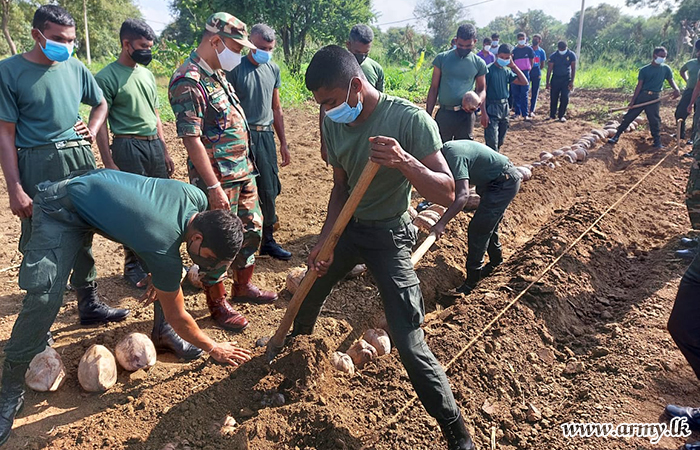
0 90 698 450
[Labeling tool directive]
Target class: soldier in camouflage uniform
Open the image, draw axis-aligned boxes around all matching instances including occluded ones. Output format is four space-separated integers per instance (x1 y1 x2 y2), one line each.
168 12 277 331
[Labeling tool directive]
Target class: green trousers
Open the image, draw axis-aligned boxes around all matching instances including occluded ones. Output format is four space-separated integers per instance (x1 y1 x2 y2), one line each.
294 214 460 423
7 178 94 363
483 100 510 152
17 141 97 288
250 130 281 227
688 143 700 230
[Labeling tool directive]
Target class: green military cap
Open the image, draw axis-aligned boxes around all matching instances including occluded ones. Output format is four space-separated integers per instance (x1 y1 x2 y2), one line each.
205 12 256 49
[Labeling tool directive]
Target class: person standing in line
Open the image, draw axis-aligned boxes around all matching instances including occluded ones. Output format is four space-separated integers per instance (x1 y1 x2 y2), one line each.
0 5 129 329
529 34 547 118
95 19 199 360
489 33 500 55
546 40 577 122
510 32 534 121
477 37 495 65
227 23 292 261
427 23 487 142
676 40 700 145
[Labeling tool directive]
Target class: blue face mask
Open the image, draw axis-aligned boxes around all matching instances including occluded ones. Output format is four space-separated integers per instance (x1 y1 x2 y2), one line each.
38 30 73 62
325 79 363 124
497 58 510 67
252 49 272 64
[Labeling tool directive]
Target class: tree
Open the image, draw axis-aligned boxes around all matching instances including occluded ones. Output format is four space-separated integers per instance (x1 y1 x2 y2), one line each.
380 25 431 64
566 3 621 41
1 0 16 54
413 0 465 49
167 0 374 73
513 9 564 51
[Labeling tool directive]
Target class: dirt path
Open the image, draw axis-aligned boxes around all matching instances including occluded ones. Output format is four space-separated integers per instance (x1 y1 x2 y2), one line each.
0 90 697 450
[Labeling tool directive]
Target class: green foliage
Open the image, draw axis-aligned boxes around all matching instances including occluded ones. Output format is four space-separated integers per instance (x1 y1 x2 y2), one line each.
378 25 434 65
414 0 465 49
0 0 35 55
566 4 621 41
166 0 373 73
150 39 193 78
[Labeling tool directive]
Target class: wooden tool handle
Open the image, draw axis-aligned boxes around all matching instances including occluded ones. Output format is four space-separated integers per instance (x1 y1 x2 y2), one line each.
609 95 666 113
411 232 437 267
267 160 381 351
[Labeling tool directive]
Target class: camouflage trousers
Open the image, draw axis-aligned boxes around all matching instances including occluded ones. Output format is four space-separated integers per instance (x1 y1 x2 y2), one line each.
191 176 263 285
688 150 700 230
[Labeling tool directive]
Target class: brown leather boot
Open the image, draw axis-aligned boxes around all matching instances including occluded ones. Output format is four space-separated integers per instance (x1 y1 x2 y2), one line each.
204 282 249 331
231 265 278 304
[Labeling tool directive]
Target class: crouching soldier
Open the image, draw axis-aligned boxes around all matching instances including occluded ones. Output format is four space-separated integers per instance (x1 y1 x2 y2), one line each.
0 169 252 445
432 140 522 294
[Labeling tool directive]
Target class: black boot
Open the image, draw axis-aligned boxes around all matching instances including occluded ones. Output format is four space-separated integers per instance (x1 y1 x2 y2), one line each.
0 360 28 446
151 301 202 361
456 269 482 295
608 133 621 145
482 250 503 277
653 137 664 149
76 282 130 325
439 414 477 450
124 247 148 289
259 225 292 261
290 322 314 337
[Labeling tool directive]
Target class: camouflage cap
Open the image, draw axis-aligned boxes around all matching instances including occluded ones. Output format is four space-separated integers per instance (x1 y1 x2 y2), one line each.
205 12 255 49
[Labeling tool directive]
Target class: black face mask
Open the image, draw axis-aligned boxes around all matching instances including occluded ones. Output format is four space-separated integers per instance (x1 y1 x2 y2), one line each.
456 47 471 58
533 40 540 46
354 53 367 65
130 45 153 66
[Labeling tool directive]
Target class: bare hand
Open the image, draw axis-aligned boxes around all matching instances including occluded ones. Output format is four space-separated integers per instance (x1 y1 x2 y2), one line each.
9 188 33 219
369 136 408 169
307 241 333 277
280 144 291 167
546 83 551 90
480 112 489 128
103 161 119 171
164 151 175 176
507 57 516 69
208 186 229 211
689 105 694 115
568 82 574 91
673 90 681 99
74 120 95 143
431 221 446 239
210 342 252 366
320 145 328 164
139 274 157 306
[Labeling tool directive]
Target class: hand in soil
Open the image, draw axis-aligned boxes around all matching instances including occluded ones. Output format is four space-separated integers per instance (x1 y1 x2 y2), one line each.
210 342 252 366
139 275 157 306
369 136 408 169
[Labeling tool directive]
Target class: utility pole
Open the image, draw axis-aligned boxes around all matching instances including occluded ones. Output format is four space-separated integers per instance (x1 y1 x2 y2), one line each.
83 0 91 64
576 0 585 68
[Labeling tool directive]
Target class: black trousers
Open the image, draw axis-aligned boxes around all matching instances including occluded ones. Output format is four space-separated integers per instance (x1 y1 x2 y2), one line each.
668 252 700 379
675 88 697 141
435 108 475 142
549 76 570 119
617 91 661 140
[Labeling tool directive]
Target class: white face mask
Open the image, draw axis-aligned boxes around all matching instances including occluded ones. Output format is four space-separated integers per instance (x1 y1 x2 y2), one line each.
518 39 526 46
492 40 499 46
654 56 665 64
558 50 567 55
216 40 242 72
484 46 490 52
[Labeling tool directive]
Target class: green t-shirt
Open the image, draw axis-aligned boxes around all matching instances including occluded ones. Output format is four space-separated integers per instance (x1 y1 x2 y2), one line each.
361 57 385 92
440 140 510 187
0 55 103 148
323 94 442 221
95 61 159 136
227 57 281 126
638 63 673 93
485 63 517 101
681 58 700 90
66 169 208 291
432 49 487 107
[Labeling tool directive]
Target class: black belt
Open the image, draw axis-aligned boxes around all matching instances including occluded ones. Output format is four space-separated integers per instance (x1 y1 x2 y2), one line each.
439 105 463 112
113 134 159 141
486 98 508 105
250 124 273 132
643 91 660 96
351 211 411 229
18 139 91 151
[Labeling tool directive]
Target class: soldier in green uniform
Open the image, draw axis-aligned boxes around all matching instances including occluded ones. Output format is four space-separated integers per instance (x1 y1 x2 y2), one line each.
0 5 129 328
608 47 680 148
0 169 252 446
95 19 198 360
227 23 292 260
319 24 385 163
294 45 476 450
427 23 487 142
676 40 700 145
168 13 277 332
431 140 522 294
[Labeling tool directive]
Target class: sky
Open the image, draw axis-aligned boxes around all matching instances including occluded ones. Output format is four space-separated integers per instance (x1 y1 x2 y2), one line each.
136 0 656 35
